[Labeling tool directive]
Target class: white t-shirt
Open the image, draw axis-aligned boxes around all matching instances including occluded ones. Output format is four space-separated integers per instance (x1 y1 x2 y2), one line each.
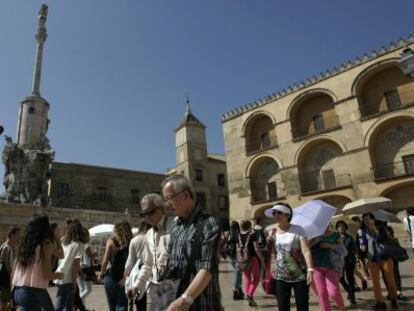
273 224 307 282
55 241 85 284
403 216 414 248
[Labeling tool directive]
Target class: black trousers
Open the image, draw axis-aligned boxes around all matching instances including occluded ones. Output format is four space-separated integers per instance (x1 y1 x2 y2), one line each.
275 280 309 311
340 261 356 298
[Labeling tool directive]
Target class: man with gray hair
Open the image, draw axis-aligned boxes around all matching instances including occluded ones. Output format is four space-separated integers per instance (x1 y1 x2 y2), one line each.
162 175 223 311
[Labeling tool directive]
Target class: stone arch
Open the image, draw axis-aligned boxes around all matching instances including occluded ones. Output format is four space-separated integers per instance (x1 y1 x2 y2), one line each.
241 110 276 136
242 112 278 154
296 138 347 193
245 153 283 178
247 155 284 204
364 112 414 147
351 58 399 96
294 135 347 165
365 114 414 179
380 181 414 211
287 90 339 139
286 88 338 120
352 58 414 118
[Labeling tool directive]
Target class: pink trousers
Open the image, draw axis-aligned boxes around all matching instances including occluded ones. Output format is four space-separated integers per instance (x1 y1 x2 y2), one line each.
312 267 345 311
243 256 260 297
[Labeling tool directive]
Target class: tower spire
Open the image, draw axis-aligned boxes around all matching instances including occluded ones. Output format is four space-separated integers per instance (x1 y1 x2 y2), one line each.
185 95 192 116
31 4 48 96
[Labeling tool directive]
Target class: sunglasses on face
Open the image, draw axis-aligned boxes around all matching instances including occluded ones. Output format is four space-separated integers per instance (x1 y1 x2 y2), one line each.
272 210 285 216
142 209 157 218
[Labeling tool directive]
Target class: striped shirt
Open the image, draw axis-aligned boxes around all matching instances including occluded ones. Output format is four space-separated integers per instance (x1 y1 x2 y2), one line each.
167 206 223 311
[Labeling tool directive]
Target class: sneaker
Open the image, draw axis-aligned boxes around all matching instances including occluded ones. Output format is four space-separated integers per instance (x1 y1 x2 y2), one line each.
246 295 258 307
355 286 361 292
372 302 386 309
391 300 399 309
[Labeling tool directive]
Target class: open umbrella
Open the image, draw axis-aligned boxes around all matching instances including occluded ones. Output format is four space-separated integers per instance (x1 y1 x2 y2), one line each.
290 200 337 239
342 197 392 215
88 224 114 237
372 209 401 223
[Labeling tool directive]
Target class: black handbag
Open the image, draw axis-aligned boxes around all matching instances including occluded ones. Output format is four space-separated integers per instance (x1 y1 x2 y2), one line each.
379 240 409 262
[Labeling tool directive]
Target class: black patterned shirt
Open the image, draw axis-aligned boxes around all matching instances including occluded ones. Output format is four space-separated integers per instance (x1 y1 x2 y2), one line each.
167 205 223 311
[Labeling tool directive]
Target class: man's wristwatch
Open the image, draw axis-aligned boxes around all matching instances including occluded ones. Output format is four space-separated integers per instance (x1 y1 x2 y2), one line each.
181 293 194 305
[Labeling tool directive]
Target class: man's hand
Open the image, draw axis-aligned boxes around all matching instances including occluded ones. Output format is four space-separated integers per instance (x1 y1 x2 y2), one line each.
166 297 190 311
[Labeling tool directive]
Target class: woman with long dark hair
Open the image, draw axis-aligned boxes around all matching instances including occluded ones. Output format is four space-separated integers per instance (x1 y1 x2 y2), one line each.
227 220 244 300
12 214 64 310
99 220 132 311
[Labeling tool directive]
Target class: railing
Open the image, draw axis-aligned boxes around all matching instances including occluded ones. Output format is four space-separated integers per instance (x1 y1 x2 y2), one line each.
250 180 286 205
300 171 352 194
291 115 340 139
360 89 414 118
245 138 278 155
372 160 414 180
49 193 140 213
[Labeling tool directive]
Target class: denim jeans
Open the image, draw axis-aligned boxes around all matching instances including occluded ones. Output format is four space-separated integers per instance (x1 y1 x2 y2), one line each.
54 283 73 311
13 286 54 311
275 280 309 311
104 276 128 311
230 258 242 289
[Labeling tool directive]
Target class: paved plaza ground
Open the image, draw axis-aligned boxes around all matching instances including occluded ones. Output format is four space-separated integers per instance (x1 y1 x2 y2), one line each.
48 253 414 311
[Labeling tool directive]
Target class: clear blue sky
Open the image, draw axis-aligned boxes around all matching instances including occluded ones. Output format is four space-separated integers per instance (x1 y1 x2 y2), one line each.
1 1 414 180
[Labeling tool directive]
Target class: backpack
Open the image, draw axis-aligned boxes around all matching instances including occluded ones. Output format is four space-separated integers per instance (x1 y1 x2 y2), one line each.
236 233 252 271
254 228 267 252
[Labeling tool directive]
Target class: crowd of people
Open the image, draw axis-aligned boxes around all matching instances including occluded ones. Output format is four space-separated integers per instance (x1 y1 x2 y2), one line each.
223 203 413 310
0 175 413 311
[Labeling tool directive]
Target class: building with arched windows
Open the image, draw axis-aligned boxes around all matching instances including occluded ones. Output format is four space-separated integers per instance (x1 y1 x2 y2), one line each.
222 36 414 221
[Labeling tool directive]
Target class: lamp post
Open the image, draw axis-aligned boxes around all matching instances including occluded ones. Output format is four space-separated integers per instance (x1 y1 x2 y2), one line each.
398 47 414 78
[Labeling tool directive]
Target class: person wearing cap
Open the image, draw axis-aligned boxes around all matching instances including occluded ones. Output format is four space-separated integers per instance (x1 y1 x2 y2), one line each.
265 202 313 311
128 193 175 310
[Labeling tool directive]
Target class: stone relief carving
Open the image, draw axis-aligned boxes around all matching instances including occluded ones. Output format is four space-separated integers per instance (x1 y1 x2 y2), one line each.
1 136 53 206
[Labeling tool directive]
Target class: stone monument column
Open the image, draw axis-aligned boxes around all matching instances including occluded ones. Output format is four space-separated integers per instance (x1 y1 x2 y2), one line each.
2 4 54 206
16 4 50 151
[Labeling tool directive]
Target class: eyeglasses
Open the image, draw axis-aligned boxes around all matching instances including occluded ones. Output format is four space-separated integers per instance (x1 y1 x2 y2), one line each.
272 210 285 216
141 209 157 218
163 190 185 203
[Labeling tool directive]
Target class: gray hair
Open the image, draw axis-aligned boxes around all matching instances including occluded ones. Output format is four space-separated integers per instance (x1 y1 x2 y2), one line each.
141 193 165 210
161 175 194 199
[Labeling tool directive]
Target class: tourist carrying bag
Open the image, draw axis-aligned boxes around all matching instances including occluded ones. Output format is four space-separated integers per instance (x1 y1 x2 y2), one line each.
262 229 276 295
236 233 252 271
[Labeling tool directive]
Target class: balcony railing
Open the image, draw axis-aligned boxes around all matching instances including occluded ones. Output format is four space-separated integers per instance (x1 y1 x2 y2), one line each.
250 180 286 205
292 115 340 140
361 89 414 119
245 138 278 155
301 172 352 194
372 159 414 180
